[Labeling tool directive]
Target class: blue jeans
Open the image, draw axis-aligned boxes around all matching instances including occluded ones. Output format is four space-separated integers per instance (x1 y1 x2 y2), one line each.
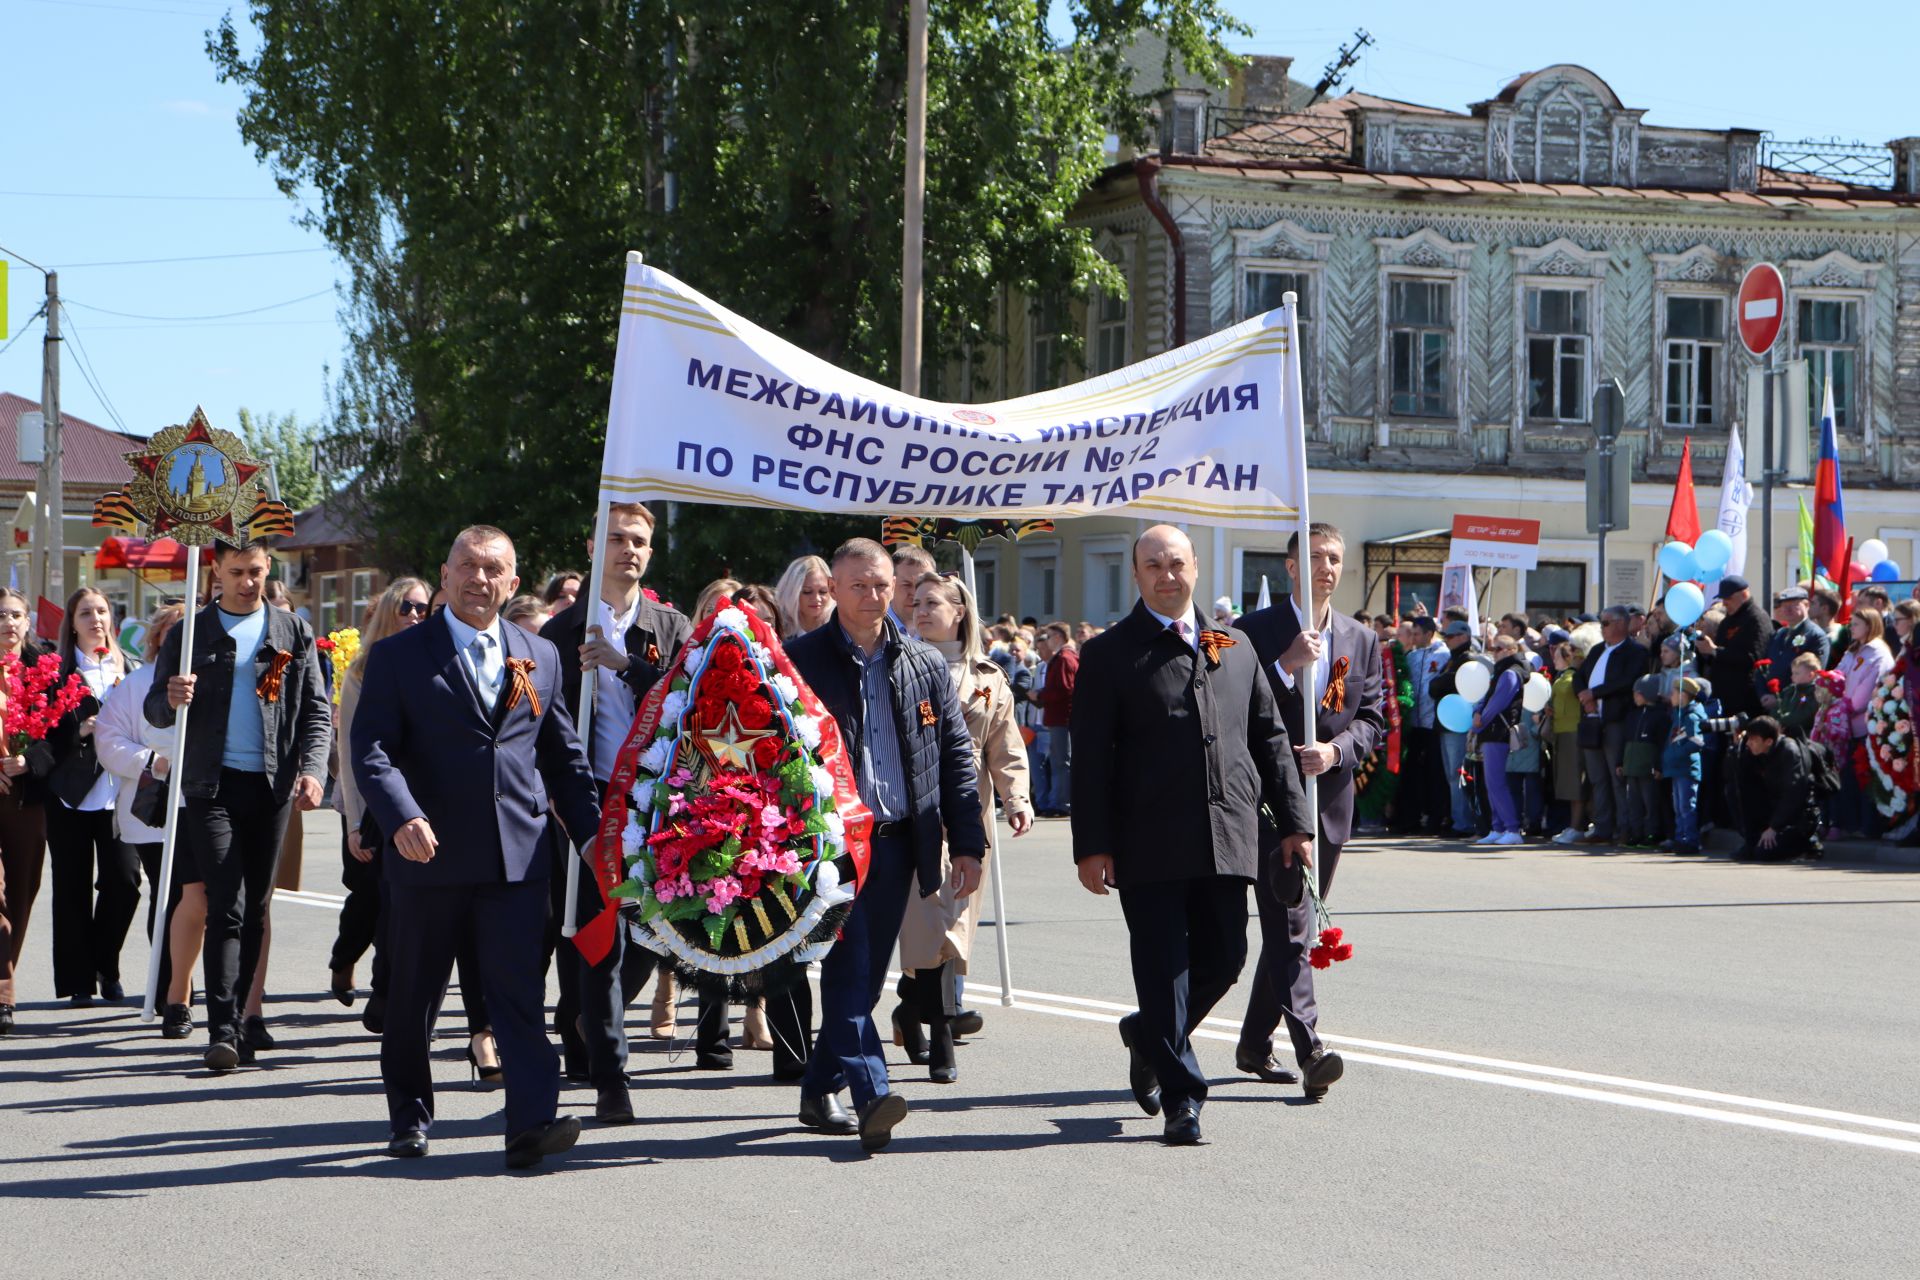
802 832 914 1108
1439 731 1472 833
1026 734 1050 809
1671 776 1699 849
1481 742 1518 833
1046 725 1072 811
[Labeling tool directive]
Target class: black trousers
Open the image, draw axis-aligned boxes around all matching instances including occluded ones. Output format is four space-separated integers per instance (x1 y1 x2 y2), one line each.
1238 841 1344 1068
47 803 140 999
330 812 382 976
1395 727 1433 833
1117 875 1249 1110
766 973 815 1079
186 769 292 1043
383 876 554 1140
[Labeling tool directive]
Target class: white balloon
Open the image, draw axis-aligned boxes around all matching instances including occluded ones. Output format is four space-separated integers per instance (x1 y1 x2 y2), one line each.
1454 658 1493 703
1857 538 1889 569
1522 671 1553 713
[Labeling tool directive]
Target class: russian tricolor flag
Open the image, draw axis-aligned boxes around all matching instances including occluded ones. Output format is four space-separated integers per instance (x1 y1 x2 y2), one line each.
1811 380 1847 581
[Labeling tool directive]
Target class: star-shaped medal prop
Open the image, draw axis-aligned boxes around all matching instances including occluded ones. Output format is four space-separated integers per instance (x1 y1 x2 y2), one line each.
101 406 292 548
693 701 778 774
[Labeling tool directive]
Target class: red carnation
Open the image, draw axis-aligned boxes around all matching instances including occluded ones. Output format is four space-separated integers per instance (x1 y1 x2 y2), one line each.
711 644 746 673
752 736 782 770
315 636 335 652
1333 943 1354 962
737 695 773 730
1319 926 1343 947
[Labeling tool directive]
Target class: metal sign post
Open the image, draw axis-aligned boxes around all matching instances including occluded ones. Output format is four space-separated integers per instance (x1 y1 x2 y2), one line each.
1737 263 1787 597
1588 379 1626 607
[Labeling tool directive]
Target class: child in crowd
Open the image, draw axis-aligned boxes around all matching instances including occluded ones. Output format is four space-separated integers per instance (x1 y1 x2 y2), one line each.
1620 674 1672 847
1774 652 1822 738
1662 676 1710 855
1810 669 1852 840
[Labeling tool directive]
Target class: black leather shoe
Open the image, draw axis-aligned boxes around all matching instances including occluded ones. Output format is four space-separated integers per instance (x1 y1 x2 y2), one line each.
68 993 93 1009
386 1130 428 1158
242 1015 276 1050
694 1048 734 1071
951 1008 984 1037
1162 1100 1202 1145
927 1018 957 1084
1233 1048 1300 1085
161 1004 192 1039
98 978 125 1002
361 994 386 1036
595 1083 635 1125
0 1004 14 1035
236 1040 258 1067
1116 1014 1162 1117
1303 1048 1345 1099
857 1093 908 1153
505 1116 581 1169
204 1040 239 1073
797 1092 857 1135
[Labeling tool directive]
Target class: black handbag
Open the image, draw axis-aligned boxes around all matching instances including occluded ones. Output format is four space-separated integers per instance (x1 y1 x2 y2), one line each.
131 760 171 828
1576 713 1605 750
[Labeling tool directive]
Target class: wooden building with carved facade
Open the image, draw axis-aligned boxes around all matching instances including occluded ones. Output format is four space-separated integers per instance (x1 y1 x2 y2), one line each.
963 61 1920 626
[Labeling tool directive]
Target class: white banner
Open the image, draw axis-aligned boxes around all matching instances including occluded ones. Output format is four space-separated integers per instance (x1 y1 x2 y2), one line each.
599 260 1306 529
1717 423 1753 578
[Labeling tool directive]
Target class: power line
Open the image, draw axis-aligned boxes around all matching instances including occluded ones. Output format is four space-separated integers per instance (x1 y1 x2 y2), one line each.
65 288 333 322
20 0 229 19
71 319 339 332
0 305 48 357
0 242 50 273
58 307 131 434
53 247 330 269
0 189 286 203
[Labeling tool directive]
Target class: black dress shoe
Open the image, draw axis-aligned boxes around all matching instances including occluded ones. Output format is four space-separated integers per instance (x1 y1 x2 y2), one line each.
68 993 93 1009
361 994 386 1035
1162 1100 1202 1146
951 1008 984 1037
242 1015 276 1050
386 1130 428 1158
595 1082 635 1125
1116 1014 1162 1117
505 1116 582 1169
857 1093 908 1153
0 1004 13 1035
236 1040 258 1067
797 1092 857 1135
694 1048 734 1071
927 1018 957 1084
204 1040 239 1073
98 978 125 1002
1233 1048 1300 1085
891 1005 929 1065
1303 1048 1345 1099
161 1004 192 1039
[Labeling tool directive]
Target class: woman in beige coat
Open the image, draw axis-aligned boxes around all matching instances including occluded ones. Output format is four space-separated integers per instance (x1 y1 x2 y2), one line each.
895 571 1031 1082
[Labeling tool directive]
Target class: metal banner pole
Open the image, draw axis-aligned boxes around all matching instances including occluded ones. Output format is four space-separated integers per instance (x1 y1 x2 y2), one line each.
142 542 200 1020
562 495 616 938
958 545 1014 1006
1283 293 1320 863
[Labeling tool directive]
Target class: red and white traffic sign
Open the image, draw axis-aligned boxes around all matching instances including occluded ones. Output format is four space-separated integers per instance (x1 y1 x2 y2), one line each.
1737 262 1785 356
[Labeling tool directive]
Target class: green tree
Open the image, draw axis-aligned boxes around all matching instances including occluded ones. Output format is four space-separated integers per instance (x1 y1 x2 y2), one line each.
235 406 327 511
211 1 1243 601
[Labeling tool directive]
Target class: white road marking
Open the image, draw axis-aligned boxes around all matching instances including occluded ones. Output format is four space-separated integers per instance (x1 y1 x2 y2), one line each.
275 889 1919 1154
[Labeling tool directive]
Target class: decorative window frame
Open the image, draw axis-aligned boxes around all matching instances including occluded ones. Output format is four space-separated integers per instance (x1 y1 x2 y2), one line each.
1785 250 1880 447
1086 229 1138 377
1373 228 1474 438
1510 238 1609 429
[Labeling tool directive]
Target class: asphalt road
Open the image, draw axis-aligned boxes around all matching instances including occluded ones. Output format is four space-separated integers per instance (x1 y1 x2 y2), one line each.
4 813 1920 1278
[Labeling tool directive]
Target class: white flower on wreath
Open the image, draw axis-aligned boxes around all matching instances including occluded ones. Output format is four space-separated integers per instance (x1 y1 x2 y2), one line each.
793 713 822 751
713 606 751 635
752 643 773 667
639 735 674 776
823 810 845 842
660 689 688 727
621 814 646 862
682 643 707 673
632 783 655 814
809 763 834 796
770 672 800 707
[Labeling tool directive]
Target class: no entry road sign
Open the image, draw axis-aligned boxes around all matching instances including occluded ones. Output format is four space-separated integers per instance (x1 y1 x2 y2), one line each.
1738 262 1785 357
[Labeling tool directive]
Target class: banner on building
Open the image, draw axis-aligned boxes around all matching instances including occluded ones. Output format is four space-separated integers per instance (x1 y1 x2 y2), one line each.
1446 514 1541 571
599 261 1306 530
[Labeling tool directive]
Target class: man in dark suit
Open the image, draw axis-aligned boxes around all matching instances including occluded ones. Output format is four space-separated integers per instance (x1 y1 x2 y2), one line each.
1573 605 1649 843
1071 525 1313 1145
353 524 601 1167
1232 522 1385 1098
545 502 703 1120
785 538 985 1153
1695 575 1774 719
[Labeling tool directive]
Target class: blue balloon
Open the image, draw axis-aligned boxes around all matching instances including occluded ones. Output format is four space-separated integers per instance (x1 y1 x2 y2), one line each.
1692 529 1734 577
1437 693 1476 734
1657 540 1695 581
1871 559 1902 582
1665 581 1706 628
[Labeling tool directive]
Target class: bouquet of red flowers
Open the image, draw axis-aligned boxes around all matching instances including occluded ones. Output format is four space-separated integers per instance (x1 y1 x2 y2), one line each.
2 652 90 754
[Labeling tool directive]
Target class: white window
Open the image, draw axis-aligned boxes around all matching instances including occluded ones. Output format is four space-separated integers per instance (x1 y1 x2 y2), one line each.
1030 295 1064 393
1090 287 1128 376
1388 278 1454 418
1236 549 1291 613
1524 286 1590 422
1018 550 1057 621
318 574 341 636
351 569 374 625
1798 296 1860 433
1083 545 1129 625
1663 295 1724 428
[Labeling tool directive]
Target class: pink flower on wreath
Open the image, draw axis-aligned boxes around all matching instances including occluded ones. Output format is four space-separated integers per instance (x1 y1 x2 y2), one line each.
760 803 786 830
654 872 695 903
704 875 744 914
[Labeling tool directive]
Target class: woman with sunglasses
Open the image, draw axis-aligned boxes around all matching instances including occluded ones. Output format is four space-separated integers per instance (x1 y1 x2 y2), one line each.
896 571 1031 1081
332 580 503 1082
0 588 51 1033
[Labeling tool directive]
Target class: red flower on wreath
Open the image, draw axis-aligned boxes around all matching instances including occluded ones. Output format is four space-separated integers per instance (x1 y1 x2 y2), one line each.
752 736 783 770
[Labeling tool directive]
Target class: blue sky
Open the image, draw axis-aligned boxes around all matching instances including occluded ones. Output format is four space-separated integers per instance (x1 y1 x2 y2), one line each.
4 0 1912 440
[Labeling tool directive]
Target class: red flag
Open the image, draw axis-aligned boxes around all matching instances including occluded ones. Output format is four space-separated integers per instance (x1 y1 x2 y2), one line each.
1835 537 1856 626
35 596 63 643
1665 436 1702 546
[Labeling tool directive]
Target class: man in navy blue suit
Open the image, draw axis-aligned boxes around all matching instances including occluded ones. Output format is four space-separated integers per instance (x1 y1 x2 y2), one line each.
352 524 601 1167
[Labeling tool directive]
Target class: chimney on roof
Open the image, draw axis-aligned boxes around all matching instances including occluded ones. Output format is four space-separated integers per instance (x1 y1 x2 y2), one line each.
1156 86 1211 157
1890 137 1920 195
1232 55 1292 112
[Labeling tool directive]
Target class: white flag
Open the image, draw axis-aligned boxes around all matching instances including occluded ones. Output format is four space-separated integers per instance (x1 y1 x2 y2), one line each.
1256 575 1271 610
1717 424 1753 578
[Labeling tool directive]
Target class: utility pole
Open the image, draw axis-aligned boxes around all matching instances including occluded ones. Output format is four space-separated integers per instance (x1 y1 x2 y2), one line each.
38 270 63 622
899 0 928 397
1306 29 1374 107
